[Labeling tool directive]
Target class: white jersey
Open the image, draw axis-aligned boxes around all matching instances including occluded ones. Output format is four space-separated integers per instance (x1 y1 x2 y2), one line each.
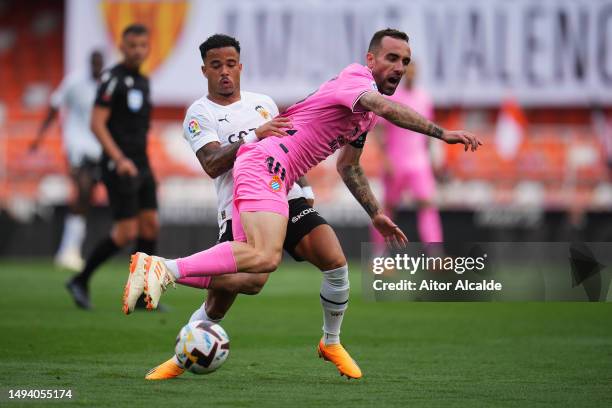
50 71 102 166
183 91 303 227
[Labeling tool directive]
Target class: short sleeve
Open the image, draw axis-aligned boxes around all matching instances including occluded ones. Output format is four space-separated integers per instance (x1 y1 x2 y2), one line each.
182 105 220 153
94 71 118 107
334 66 378 112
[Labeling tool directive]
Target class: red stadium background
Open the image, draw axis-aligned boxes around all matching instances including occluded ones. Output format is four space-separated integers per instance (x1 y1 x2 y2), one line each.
1 0 612 257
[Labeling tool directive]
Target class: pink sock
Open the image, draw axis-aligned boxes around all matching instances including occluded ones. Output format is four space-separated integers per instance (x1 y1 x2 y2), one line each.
418 207 443 243
176 241 237 278
177 276 211 289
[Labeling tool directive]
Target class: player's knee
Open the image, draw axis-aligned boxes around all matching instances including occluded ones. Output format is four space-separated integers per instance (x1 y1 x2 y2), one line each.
206 310 225 320
254 251 281 273
417 199 434 209
123 230 139 245
321 256 347 271
112 222 138 246
140 219 159 239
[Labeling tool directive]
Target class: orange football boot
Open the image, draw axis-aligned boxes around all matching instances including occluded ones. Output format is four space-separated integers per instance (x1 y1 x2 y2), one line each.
317 339 363 379
145 357 184 380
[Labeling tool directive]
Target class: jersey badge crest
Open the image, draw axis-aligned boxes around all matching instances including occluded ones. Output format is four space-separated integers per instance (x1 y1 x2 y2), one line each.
188 119 202 137
269 175 282 192
255 105 271 120
127 89 143 111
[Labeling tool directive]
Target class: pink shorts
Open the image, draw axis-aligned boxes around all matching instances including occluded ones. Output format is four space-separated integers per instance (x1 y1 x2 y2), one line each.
231 143 289 242
384 166 436 207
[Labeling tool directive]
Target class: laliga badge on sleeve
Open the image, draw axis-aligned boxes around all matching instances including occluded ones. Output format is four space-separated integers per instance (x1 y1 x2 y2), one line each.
188 119 202 137
127 89 143 112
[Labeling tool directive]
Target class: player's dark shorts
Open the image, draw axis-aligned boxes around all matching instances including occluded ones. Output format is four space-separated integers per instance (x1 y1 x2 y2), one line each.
70 156 102 183
101 163 157 220
218 197 328 261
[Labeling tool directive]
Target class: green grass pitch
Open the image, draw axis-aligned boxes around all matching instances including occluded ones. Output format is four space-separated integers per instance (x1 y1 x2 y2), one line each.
0 259 611 407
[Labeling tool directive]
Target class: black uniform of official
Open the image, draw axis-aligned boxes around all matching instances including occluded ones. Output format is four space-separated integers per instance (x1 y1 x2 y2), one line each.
94 63 157 220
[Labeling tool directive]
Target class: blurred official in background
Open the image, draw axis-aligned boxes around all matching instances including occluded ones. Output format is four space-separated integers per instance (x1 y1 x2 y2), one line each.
66 24 158 310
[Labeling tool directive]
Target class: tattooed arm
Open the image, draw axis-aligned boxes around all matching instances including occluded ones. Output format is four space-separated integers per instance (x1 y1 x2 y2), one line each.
336 143 381 218
336 142 408 247
196 117 293 179
196 141 243 179
358 91 482 152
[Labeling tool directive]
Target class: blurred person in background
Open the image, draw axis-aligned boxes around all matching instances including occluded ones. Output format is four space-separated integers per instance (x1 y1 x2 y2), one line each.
66 24 158 310
30 50 105 271
371 62 443 251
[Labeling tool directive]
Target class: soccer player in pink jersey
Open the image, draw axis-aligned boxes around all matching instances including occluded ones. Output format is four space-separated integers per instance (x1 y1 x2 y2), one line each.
144 34 362 380
371 62 443 251
123 28 481 376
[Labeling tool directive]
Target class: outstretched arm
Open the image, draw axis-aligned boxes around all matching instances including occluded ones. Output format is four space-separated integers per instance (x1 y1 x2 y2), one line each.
336 142 408 248
30 106 59 151
359 92 482 152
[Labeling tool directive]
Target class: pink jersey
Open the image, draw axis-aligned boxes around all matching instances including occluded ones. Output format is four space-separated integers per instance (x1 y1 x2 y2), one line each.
259 63 378 186
382 86 434 171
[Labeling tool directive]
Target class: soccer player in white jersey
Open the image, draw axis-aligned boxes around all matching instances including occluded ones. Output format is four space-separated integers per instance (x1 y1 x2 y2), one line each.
142 34 363 379
125 29 481 378
30 50 104 271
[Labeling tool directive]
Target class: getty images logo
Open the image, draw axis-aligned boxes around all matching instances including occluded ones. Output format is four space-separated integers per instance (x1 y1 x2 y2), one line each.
372 253 488 275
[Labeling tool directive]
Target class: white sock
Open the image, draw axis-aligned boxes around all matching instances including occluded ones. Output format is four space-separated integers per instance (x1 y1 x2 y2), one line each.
171 355 183 368
56 214 86 256
188 302 222 324
320 265 349 345
164 259 181 279
171 302 222 369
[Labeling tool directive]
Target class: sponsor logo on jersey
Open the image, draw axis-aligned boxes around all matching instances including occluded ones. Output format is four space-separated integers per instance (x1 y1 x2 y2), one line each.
291 207 317 224
228 128 257 144
188 119 202 137
269 175 283 192
255 105 271 120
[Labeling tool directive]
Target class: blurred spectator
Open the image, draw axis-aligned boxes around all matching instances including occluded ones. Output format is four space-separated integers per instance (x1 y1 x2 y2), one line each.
30 50 104 271
371 62 443 249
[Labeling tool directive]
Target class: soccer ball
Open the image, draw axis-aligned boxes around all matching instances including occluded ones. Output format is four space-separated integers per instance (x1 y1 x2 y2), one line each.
174 320 230 374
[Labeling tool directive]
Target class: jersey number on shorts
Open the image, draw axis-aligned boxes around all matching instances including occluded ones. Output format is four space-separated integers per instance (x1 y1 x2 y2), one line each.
265 156 286 181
